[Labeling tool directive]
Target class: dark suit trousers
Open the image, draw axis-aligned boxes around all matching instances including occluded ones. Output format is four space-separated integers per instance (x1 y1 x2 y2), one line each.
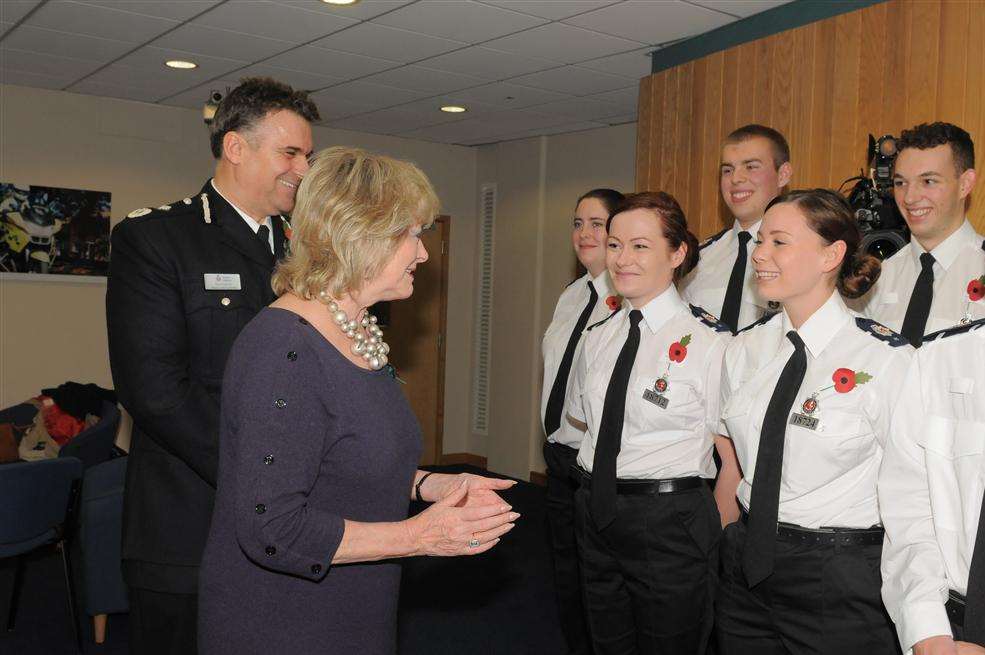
129 587 198 655
716 519 901 655
573 481 720 655
544 441 593 655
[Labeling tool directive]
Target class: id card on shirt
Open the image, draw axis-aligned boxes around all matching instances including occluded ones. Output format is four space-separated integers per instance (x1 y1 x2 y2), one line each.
204 273 241 290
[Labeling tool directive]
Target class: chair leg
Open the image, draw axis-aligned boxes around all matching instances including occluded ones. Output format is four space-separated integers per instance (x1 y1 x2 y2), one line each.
59 542 83 654
5 554 25 631
93 614 107 644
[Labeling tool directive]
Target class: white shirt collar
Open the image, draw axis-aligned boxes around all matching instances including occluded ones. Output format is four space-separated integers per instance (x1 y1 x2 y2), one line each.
781 290 852 358
211 179 271 234
734 218 762 238
590 269 614 299
635 284 687 335
908 218 977 271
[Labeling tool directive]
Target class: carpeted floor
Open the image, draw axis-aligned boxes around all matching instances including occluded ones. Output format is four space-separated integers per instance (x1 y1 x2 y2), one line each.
0 465 567 654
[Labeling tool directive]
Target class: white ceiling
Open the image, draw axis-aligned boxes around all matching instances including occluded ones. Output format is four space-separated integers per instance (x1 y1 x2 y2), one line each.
0 0 791 146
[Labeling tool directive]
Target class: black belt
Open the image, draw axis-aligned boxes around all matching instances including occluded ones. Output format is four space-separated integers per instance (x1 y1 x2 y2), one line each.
739 508 884 547
947 590 966 627
574 467 704 495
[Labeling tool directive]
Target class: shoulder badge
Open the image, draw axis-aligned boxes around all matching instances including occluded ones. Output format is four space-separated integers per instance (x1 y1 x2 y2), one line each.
923 317 985 343
587 308 621 332
854 318 909 347
201 192 211 224
126 207 153 218
699 227 729 251
689 304 731 332
738 311 779 334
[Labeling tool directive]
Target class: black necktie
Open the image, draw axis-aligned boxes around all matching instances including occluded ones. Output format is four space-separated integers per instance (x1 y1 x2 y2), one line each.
721 231 752 333
743 330 807 587
590 309 643 530
901 252 935 347
256 224 273 256
964 491 985 645
545 281 598 436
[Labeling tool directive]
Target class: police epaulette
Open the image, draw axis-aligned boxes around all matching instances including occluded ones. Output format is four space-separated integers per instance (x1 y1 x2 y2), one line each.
854 318 909 347
738 311 779 334
587 309 621 331
923 317 985 343
699 227 729 250
689 304 731 332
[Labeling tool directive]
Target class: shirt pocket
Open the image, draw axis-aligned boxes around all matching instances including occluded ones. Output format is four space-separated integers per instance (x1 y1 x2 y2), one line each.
918 415 985 531
635 376 701 434
802 409 870 469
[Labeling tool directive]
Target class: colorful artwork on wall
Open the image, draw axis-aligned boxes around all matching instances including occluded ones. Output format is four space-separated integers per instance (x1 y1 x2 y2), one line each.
0 183 111 276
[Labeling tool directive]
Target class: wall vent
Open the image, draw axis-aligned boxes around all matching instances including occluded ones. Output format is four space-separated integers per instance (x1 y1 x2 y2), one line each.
471 183 496 435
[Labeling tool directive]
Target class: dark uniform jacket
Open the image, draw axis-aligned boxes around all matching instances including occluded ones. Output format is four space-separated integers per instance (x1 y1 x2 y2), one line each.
106 179 287 593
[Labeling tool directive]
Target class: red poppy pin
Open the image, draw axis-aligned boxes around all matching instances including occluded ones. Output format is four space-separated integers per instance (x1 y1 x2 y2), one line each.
606 295 623 311
669 334 691 363
282 217 293 241
831 367 873 394
968 276 985 302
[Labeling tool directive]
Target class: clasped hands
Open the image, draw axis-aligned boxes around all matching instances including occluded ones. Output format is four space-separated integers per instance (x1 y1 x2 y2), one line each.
914 636 985 655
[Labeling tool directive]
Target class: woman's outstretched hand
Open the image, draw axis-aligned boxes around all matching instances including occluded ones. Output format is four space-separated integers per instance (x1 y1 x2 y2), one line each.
420 472 517 508
408 480 518 556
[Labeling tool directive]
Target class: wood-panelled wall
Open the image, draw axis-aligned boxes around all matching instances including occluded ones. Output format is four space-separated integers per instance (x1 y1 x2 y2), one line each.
636 0 985 239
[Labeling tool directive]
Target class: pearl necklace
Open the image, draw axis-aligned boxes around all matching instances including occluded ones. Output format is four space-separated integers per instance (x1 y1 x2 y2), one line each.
319 292 390 370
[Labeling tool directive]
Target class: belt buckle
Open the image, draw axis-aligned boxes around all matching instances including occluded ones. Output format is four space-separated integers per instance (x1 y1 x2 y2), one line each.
657 480 674 493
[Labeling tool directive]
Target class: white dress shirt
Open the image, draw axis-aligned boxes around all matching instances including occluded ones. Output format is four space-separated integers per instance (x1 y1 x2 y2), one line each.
720 291 913 529
541 270 618 448
568 285 731 480
678 219 772 331
211 179 274 254
879 318 985 653
853 220 985 335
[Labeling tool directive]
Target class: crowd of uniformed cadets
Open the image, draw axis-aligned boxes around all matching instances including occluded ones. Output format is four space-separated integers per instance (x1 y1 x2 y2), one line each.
541 121 985 655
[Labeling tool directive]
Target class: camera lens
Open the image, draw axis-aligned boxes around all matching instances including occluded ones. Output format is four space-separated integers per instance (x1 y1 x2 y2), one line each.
861 229 909 260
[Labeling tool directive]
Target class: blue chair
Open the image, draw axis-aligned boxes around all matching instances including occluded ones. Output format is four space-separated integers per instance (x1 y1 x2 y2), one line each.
77 455 128 644
59 401 121 470
1 457 84 653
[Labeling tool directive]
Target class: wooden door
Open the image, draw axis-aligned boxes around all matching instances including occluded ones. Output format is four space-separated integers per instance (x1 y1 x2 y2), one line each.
383 216 449 465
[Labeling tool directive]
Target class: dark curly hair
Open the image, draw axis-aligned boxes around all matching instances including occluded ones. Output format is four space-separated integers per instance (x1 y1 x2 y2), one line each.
209 77 321 159
608 191 700 281
897 122 975 173
766 189 881 299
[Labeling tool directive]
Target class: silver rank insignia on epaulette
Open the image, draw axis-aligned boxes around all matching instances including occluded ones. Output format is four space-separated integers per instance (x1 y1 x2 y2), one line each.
201 193 211 224
127 207 152 218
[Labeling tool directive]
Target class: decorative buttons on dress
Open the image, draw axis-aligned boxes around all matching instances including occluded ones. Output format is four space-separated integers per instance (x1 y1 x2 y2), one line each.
263 454 274 465
255 504 266 514
265 546 276 556
274 399 287 408
287 351 298 361
311 564 322 575
221 297 231 306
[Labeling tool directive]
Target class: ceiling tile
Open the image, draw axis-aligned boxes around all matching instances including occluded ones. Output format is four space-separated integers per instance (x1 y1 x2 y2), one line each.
400 119 509 144
25 0 178 43
688 0 792 19
584 85 638 112
112 46 246 79
318 80 429 109
601 113 636 124
564 1 733 45
511 65 634 96
158 78 244 109
267 46 398 80
0 67 71 90
312 22 465 63
479 1 620 21
418 46 556 80
0 47 104 80
274 0 414 21
0 21 13 39
0 1 41 24
1 24 134 63
193 0 358 44
78 1 223 21
577 46 653 79
69 79 159 103
524 96 624 122
307 90 379 120
484 23 644 64
450 81 571 109
397 95 503 117
487 120 609 144
233 64 344 91
363 65 485 95
68 64 191 98
372 0 546 43
328 106 458 135
154 23 295 62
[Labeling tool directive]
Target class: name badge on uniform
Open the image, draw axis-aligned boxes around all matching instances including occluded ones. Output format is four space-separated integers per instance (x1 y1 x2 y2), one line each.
643 388 669 409
789 412 819 430
204 273 241 290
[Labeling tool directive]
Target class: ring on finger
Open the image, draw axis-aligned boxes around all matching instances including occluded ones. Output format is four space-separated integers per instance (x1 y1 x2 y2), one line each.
468 533 480 548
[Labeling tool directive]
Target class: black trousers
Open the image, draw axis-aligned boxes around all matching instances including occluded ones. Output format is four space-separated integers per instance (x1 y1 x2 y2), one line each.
573 481 720 655
129 587 198 655
716 519 901 655
544 441 593 655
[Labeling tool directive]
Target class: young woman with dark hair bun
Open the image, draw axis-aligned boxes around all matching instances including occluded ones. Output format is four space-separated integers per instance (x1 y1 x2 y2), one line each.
565 191 732 654
715 188 911 654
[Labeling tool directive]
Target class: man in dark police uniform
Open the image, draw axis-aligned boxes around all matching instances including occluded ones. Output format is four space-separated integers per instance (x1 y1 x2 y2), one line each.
106 77 318 654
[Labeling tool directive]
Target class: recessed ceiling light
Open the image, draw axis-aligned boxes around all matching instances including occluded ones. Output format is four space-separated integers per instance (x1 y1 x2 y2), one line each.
165 60 197 70
440 105 467 113
321 0 360 5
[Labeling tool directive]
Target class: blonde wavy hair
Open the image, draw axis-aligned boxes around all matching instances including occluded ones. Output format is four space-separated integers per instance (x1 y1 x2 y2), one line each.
272 146 439 300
